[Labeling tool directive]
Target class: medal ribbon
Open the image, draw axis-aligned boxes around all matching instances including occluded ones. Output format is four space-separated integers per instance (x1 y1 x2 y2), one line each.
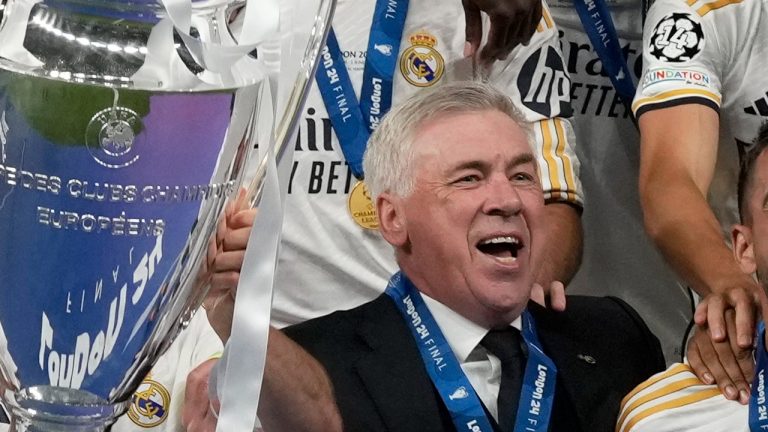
385 271 558 432
749 321 768 431
572 0 636 109
314 0 408 179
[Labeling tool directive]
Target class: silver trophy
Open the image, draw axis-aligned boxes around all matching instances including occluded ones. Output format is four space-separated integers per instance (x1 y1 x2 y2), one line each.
0 0 333 430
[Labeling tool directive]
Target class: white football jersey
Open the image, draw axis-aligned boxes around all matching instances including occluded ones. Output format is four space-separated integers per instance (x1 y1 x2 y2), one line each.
272 0 582 327
549 0 691 364
634 0 768 233
617 363 748 432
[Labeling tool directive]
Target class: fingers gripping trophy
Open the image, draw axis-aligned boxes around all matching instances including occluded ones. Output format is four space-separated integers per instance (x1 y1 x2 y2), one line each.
0 0 334 430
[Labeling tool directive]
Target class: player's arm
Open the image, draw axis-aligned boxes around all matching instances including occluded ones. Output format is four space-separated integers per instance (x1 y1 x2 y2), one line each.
182 328 342 432
638 104 759 346
533 115 582 294
534 201 580 305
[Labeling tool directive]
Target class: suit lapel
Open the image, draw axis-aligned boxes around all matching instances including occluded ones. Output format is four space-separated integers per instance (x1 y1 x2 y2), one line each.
531 303 603 432
535 325 588 432
354 296 449 432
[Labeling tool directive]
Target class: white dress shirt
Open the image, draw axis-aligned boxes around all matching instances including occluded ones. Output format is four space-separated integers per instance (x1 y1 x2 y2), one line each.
421 294 523 422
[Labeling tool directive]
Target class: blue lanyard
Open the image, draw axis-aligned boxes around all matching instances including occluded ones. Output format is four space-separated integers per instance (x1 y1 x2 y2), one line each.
749 321 768 431
572 0 636 109
385 272 558 432
314 0 409 179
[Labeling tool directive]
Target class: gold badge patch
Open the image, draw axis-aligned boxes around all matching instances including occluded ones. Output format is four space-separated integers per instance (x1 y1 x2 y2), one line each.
400 31 445 87
348 180 378 230
127 377 171 428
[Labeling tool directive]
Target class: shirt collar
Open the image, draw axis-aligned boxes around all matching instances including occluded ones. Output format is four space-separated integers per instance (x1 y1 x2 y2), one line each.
420 293 522 362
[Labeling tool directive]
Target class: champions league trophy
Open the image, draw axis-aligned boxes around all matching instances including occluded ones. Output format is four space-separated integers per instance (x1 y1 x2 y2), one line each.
0 0 333 430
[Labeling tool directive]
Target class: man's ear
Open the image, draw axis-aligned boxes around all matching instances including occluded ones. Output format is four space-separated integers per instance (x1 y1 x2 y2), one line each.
377 192 407 247
732 224 757 274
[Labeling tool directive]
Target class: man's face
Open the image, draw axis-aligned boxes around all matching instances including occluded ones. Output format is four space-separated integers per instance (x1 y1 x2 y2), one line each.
387 109 544 328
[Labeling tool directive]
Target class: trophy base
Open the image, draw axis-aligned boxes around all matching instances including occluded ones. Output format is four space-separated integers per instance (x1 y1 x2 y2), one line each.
7 386 130 432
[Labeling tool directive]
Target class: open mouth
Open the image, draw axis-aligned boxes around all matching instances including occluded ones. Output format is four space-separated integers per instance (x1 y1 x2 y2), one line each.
476 235 523 262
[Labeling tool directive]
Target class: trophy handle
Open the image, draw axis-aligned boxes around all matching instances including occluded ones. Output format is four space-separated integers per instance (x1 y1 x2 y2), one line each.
244 0 336 208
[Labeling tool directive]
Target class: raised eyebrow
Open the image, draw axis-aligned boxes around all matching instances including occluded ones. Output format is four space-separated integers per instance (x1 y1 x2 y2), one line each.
508 153 536 170
450 160 487 173
449 153 536 173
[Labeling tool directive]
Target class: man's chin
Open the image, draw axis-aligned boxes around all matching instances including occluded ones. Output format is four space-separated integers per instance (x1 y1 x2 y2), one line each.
481 296 529 325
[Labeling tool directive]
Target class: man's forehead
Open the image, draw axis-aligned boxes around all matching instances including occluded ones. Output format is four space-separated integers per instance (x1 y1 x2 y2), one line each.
412 112 532 159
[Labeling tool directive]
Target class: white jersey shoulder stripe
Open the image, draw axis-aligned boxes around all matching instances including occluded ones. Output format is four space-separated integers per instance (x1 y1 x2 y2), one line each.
620 363 690 407
536 119 581 205
632 88 721 114
681 0 743 15
618 387 721 432
696 0 744 15
536 2 555 33
618 377 705 430
617 364 724 432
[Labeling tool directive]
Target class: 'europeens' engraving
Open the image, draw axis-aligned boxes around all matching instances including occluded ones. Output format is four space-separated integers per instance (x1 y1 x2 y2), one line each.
37 207 165 237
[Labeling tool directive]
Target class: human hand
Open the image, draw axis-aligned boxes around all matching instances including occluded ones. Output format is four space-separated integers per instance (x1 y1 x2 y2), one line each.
530 280 566 312
204 189 257 343
462 0 542 66
181 358 220 432
687 309 753 405
694 277 761 348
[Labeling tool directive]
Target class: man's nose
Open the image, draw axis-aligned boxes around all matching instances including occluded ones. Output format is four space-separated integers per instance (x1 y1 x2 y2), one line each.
482 175 522 217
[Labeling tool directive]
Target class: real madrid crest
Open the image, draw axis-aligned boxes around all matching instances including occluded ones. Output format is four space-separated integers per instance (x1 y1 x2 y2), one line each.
127 376 171 428
400 31 445 87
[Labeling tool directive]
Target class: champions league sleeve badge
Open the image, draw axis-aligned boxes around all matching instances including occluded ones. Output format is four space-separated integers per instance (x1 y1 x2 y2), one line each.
399 31 445 88
649 12 705 63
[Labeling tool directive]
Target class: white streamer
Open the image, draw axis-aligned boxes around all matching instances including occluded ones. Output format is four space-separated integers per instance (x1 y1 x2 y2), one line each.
215 78 283 432
211 1 326 429
159 0 278 74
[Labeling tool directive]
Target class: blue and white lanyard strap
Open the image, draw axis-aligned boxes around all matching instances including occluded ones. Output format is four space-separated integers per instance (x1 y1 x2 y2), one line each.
572 0 636 110
749 321 768 431
385 272 558 432
516 308 558 432
314 0 408 179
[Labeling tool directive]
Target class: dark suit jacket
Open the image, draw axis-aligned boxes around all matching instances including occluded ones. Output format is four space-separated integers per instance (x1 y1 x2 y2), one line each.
285 294 665 432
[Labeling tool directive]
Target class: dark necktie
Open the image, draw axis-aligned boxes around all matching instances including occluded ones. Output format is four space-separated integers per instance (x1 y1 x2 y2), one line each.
481 327 525 432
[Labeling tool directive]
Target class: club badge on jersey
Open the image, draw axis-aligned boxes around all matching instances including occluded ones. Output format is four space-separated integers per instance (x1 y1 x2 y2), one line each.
127 374 171 428
399 31 445 88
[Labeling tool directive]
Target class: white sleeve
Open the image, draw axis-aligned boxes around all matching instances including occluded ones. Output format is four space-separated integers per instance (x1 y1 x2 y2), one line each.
617 363 746 432
488 1 582 207
633 0 723 118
